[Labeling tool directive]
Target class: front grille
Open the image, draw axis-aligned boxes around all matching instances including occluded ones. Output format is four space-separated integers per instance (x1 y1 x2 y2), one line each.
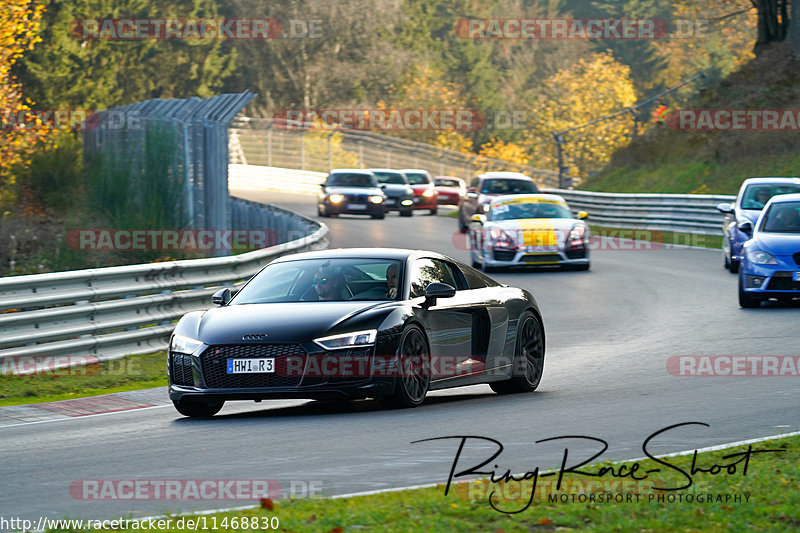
493 250 516 261
303 347 374 385
344 194 368 204
171 353 194 386
522 254 561 263
200 344 307 389
565 250 587 259
766 272 800 291
794 252 800 267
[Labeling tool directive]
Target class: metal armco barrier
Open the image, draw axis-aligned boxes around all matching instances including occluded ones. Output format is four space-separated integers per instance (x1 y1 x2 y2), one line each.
544 188 735 235
0 199 328 372
229 164 325 195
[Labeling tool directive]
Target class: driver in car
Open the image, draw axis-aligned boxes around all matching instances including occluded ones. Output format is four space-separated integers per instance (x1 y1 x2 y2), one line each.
312 268 348 301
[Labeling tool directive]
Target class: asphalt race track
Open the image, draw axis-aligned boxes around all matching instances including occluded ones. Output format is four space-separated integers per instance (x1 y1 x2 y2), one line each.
3 189 799 521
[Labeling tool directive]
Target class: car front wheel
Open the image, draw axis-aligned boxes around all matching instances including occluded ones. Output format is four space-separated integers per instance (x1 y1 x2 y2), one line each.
379 325 430 409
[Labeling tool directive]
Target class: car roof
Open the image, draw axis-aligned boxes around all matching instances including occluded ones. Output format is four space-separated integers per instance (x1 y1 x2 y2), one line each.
366 168 403 173
479 171 533 180
765 192 800 204
329 169 374 175
270 247 451 263
400 169 431 174
741 177 800 185
490 193 566 205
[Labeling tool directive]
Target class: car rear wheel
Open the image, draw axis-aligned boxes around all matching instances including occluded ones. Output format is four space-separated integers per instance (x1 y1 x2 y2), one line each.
379 325 430 409
490 312 544 394
738 270 761 308
173 398 225 417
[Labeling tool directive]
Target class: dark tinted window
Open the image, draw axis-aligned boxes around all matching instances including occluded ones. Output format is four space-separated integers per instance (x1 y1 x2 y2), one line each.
409 258 459 298
741 184 800 210
372 171 408 184
328 173 377 187
480 179 538 194
490 202 572 221
405 172 430 185
760 202 800 233
460 264 499 289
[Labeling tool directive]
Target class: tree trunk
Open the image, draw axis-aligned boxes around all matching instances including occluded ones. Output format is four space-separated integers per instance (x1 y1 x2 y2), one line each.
754 0 791 54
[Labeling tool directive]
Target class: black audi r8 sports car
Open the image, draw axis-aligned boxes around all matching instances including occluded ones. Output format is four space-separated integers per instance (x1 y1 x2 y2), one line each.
168 248 545 416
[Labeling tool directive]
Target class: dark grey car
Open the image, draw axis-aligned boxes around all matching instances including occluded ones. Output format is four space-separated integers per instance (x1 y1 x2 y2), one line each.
368 169 415 217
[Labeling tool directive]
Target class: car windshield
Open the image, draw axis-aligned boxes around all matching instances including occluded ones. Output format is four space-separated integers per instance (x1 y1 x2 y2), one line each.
231 258 404 303
741 184 800 210
372 171 407 184
490 202 572 221
404 172 430 185
480 179 538 194
759 201 800 233
435 178 461 187
328 173 377 187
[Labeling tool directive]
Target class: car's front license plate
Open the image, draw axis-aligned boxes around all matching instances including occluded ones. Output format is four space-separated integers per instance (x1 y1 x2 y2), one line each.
527 245 558 253
227 358 274 374
347 204 367 210
793 272 800 282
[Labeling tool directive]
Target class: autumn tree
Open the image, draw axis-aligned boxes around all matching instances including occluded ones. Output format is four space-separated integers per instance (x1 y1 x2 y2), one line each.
1 0 49 207
523 52 637 179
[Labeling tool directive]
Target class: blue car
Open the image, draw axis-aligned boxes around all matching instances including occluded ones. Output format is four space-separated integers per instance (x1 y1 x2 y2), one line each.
717 177 800 273
738 193 800 308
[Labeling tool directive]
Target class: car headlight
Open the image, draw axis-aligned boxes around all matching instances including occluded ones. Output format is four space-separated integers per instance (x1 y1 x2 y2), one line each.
567 224 587 248
170 334 204 355
328 194 344 204
489 228 516 248
401 199 414 206
746 250 777 264
369 195 384 204
422 189 435 197
314 329 377 350
481 204 491 213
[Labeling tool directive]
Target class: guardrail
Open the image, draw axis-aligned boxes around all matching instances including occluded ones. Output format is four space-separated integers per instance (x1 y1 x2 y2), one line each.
229 164 325 195
0 199 328 372
544 188 735 235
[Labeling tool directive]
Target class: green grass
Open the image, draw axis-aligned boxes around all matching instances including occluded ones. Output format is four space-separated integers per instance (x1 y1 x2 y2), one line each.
591 225 723 249
42 434 800 532
0 351 167 406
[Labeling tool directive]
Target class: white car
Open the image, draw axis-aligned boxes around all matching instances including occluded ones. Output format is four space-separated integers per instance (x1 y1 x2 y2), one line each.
469 194 590 271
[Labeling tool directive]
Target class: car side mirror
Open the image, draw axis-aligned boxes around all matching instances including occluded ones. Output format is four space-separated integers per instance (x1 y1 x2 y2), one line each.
212 288 231 306
577 211 589 220
422 282 456 308
739 221 753 236
320 183 327 189
470 214 486 224
716 202 734 214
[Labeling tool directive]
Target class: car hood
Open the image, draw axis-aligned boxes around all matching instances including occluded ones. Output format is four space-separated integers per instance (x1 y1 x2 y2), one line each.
324 186 383 196
486 218 580 247
749 232 800 256
379 184 412 195
737 209 761 224
190 302 390 344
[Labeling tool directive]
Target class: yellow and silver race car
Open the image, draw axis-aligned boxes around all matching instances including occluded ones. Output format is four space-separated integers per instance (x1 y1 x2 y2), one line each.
468 194 590 271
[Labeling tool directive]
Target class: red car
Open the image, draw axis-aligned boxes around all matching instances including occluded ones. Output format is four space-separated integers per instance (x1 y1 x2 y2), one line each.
434 176 466 205
401 169 438 215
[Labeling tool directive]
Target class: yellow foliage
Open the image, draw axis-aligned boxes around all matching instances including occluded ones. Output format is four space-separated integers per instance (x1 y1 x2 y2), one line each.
302 121 360 172
523 52 637 179
478 138 530 166
0 0 50 205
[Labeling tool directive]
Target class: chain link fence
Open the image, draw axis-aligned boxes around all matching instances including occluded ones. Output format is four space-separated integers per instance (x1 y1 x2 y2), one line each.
229 117 558 187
